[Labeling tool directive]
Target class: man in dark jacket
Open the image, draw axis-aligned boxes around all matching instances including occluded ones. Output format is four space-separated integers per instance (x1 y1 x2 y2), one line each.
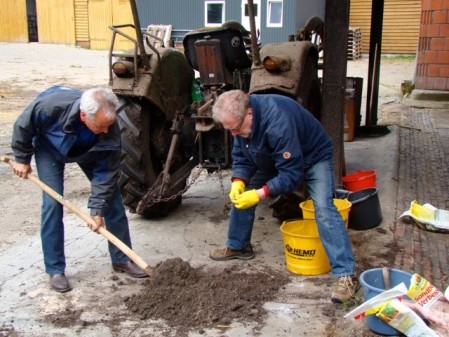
210 90 358 303
11 86 147 293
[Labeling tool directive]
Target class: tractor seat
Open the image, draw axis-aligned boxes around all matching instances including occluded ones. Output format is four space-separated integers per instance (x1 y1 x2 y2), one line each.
183 27 252 72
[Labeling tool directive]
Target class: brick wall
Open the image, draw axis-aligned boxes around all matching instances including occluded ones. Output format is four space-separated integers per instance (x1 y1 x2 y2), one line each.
414 0 449 91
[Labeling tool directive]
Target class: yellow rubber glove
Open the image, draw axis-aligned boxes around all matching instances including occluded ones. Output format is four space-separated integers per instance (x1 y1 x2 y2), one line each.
232 189 260 209
229 180 245 201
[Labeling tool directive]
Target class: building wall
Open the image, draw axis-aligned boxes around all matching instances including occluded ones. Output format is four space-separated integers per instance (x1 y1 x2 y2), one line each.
261 1 325 44
0 0 28 42
349 0 421 54
414 0 449 91
0 0 430 58
294 1 325 32
88 0 135 50
136 0 325 45
259 1 294 44
36 0 76 45
75 0 90 47
137 0 204 29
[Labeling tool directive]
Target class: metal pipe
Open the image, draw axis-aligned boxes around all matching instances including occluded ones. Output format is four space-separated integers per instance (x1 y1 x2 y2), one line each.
247 0 261 65
129 0 150 69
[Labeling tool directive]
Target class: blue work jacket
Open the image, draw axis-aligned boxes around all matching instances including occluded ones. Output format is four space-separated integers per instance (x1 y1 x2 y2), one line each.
11 86 121 216
231 94 333 197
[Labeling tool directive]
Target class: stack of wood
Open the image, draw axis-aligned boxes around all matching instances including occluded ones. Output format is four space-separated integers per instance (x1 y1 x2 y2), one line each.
347 27 362 60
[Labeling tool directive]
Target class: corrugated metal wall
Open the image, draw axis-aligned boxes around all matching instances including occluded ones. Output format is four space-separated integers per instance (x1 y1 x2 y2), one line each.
383 0 421 54
349 0 421 54
261 1 325 44
36 0 76 45
261 1 294 44
225 2 241 23
136 0 325 45
137 0 203 30
0 0 29 42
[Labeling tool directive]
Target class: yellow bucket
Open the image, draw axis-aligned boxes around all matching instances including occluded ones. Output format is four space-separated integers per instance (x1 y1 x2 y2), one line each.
299 199 352 228
280 219 331 275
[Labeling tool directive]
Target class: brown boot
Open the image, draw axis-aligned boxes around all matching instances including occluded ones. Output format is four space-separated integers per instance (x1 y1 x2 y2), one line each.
331 275 360 303
209 244 255 261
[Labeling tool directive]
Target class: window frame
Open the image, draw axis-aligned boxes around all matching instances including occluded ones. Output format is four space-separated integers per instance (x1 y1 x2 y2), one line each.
267 0 283 28
204 1 226 27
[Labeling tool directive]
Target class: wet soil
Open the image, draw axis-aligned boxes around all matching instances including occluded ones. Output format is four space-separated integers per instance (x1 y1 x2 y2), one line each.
124 258 290 336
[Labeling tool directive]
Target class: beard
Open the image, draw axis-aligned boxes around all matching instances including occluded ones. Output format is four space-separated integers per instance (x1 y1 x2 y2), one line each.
237 125 251 138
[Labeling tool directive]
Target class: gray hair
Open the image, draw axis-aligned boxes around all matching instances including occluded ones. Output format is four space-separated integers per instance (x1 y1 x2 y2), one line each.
80 87 119 120
212 90 249 123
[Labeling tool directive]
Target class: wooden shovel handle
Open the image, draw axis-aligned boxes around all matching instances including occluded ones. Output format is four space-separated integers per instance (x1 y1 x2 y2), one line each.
0 156 152 276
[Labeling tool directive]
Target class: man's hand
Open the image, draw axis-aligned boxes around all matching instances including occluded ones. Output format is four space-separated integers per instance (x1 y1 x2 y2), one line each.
232 189 260 209
88 215 105 233
12 163 31 179
229 180 245 201
403 300 448 330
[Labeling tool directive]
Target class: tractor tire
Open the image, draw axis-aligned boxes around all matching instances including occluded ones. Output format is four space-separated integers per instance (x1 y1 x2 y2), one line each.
117 98 186 218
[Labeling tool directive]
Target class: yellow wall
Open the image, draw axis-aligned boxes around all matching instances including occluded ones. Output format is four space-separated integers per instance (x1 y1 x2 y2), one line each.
75 0 90 46
0 0 28 42
349 0 422 54
89 0 135 50
0 0 134 50
36 0 76 45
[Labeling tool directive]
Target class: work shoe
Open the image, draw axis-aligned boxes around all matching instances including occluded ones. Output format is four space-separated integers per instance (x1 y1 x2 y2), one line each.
112 260 149 278
49 273 72 293
331 275 360 303
209 244 255 261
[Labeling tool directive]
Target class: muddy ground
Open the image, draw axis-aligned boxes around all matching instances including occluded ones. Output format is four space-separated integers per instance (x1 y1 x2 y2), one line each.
0 42 416 336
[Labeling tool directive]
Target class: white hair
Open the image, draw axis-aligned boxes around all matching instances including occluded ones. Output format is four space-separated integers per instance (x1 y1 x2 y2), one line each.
80 87 119 120
212 90 249 123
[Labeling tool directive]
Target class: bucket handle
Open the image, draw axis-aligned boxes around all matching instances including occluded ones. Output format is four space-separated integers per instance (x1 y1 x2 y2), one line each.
304 192 351 204
334 185 351 199
382 267 391 290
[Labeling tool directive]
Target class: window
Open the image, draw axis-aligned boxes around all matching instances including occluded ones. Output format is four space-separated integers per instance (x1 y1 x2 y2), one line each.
244 3 258 18
267 0 283 27
205 1 225 27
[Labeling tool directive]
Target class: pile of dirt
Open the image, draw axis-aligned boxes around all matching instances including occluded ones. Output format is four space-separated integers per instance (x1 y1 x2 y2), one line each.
125 257 291 335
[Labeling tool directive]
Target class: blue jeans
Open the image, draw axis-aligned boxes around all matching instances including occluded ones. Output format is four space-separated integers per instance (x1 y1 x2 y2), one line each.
34 147 132 274
227 158 355 277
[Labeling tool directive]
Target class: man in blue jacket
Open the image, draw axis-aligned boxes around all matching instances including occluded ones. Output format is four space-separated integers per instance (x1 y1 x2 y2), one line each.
11 86 147 293
210 90 358 303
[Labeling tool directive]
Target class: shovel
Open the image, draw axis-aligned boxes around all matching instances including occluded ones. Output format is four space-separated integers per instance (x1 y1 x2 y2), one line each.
0 156 152 277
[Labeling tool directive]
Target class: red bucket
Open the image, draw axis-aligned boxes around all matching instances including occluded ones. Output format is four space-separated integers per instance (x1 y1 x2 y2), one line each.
342 169 376 192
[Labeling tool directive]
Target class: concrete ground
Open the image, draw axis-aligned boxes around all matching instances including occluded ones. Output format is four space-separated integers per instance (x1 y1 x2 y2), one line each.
0 42 448 336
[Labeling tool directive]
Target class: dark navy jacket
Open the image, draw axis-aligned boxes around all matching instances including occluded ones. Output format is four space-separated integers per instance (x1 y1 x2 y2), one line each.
231 94 333 197
11 86 121 216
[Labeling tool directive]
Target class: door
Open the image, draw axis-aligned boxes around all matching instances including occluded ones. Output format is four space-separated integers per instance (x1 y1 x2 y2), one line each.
89 0 134 50
36 0 76 45
241 0 260 35
0 0 28 42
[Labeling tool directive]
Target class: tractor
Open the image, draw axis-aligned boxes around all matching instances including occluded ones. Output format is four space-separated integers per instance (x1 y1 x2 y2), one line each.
108 0 322 220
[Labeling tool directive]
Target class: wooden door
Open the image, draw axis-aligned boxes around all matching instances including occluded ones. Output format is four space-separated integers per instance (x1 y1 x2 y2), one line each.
0 0 29 42
36 0 76 45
